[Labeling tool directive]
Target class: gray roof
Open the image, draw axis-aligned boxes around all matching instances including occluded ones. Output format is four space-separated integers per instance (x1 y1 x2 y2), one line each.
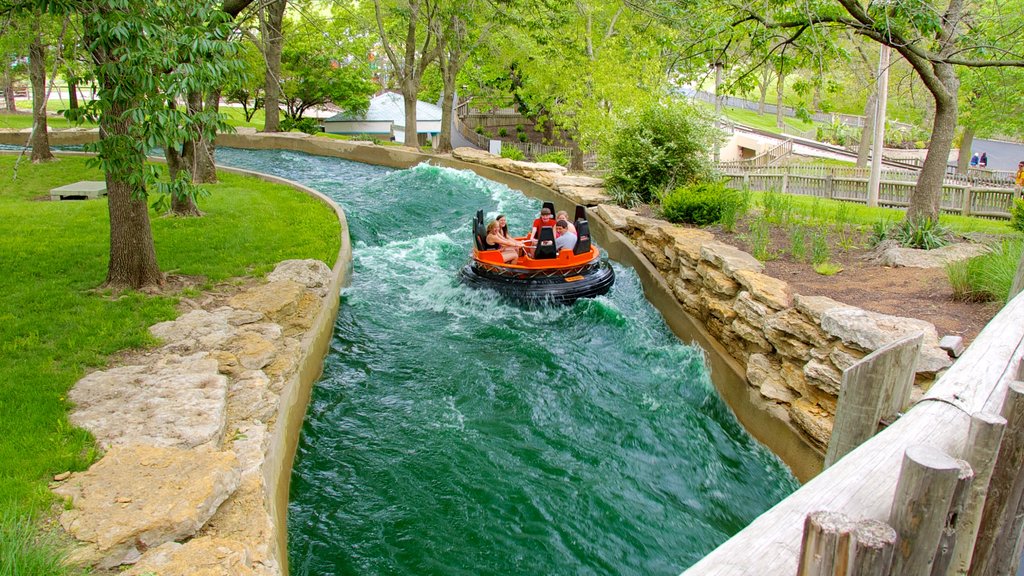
324 92 443 125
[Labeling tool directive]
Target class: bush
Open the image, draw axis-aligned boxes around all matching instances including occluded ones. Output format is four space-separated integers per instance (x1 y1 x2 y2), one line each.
947 239 1023 303
475 125 485 134
281 116 320 134
894 217 950 250
604 100 719 204
1010 198 1024 232
536 150 569 166
518 132 528 143
516 124 525 133
659 181 742 226
498 127 508 137
500 145 525 160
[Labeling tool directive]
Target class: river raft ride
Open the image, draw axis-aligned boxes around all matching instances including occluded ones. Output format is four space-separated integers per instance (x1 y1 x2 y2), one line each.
459 204 615 304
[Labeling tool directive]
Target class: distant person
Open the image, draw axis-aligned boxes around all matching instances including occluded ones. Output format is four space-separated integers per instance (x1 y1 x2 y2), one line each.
526 207 556 242
486 220 526 263
554 220 577 252
555 210 577 236
1015 160 1024 198
970 153 979 167
979 152 988 168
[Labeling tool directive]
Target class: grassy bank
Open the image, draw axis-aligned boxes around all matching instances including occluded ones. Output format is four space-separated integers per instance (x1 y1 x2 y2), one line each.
0 154 340 570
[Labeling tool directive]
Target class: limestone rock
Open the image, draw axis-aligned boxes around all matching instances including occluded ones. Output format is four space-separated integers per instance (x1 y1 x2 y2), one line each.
69 353 228 449
226 332 277 371
150 309 243 352
124 536 270 576
793 294 853 324
198 476 277 572
790 398 833 451
228 280 306 327
554 174 605 188
829 344 864 372
266 259 332 298
746 354 796 404
704 295 737 322
54 445 240 569
698 263 740 297
592 204 636 231
732 319 772 353
229 424 269 480
664 227 715 267
765 308 830 349
804 359 843 396
560 185 612 206
873 242 990 269
700 242 764 276
732 269 793 310
819 307 952 374
227 371 276 424
733 291 772 326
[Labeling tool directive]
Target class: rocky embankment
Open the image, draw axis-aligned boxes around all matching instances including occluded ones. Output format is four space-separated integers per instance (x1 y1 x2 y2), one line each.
451 147 953 452
52 260 333 575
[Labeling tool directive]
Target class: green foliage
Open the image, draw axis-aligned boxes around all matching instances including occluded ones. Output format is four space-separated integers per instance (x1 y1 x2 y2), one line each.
515 124 525 133
498 127 508 137
659 181 742 226
517 132 528 142
870 218 895 247
745 218 774 261
604 100 719 203
760 190 795 224
475 125 485 135
894 217 950 250
811 230 830 265
816 119 859 147
813 261 844 276
607 183 642 210
535 150 569 166
947 240 1023 304
0 156 338 521
1011 199 1024 232
281 116 320 134
789 224 807 262
500 145 525 160
0 512 79 576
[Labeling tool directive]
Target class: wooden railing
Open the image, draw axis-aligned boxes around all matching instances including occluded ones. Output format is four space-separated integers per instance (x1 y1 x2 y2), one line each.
720 165 1018 219
719 139 794 169
684 287 1024 575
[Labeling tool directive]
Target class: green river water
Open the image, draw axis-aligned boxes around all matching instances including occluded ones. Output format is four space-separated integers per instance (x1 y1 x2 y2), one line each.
216 148 798 576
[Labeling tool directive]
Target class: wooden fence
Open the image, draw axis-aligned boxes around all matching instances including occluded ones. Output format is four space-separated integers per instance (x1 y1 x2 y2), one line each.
720 165 1018 219
684 284 1024 575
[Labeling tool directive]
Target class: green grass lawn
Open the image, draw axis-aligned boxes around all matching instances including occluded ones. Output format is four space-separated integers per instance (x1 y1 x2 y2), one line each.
0 154 340 525
721 107 818 135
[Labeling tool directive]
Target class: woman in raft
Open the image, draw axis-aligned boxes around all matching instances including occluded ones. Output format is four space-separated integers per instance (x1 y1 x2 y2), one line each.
486 219 527 263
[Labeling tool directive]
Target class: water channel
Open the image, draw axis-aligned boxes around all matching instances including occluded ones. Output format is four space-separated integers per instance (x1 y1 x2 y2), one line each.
215 148 799 576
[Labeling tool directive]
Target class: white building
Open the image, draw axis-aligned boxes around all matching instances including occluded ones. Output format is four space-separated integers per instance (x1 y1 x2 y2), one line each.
322 92 443 146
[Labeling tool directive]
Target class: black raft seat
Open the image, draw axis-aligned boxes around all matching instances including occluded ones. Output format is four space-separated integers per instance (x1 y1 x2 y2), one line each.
534 226 557 259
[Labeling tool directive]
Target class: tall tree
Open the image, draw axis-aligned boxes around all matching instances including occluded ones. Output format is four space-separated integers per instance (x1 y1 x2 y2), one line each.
27 10 52 162
260 0 286 132
372 0 441 148
432 0 491 153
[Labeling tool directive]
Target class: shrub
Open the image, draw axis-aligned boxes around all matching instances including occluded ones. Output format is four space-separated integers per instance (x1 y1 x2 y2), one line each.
659 181 742 226
603 100 719 204
608 183 642 209
814 262 844 276
745 218 774 261
789 224 807 262
518 132 528 142
475 125 485 135
281 116 320 134
1010 198 1024 232
516 124 525 133
947 239 1023 304
869 218 894 247
498 127 508 137
536 150 570 167
500 145 525 160
811 229 830 265
894 217 950 250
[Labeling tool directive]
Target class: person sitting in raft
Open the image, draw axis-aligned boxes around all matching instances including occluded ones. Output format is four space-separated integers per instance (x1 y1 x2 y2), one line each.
526 207 557 242
495 214 511 239
555 210 578 236
486 219 526 263
554 220 577 253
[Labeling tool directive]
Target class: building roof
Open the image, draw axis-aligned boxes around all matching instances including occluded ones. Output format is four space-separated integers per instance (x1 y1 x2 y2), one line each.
323 92 443 129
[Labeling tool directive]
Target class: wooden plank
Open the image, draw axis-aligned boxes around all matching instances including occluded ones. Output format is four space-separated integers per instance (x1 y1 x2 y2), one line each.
682 294 1024 576
851 519 896 576
888 445 963 576
948 412 1007 576
824 333 923 468
797 511 856 576
970 381 1024 576
931 460 974 576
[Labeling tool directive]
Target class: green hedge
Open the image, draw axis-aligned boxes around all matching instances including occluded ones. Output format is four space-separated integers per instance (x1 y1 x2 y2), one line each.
660 182 742 226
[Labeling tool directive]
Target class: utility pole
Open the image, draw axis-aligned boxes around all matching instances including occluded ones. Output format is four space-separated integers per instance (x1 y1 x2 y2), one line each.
867 45 890 207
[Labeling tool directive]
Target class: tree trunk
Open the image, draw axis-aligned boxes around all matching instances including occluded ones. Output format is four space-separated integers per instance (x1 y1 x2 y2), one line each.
192 89 219 183
102 99 164 289
776 70 786 129
758 81 768 115
957 126 975 174
2 79 14 111
68 78 78 109
437 64 457 153
569 137 584 172
857 92 876 168
261 0 286 132
402 81 419 148
29 33 53 163
908 70 958 223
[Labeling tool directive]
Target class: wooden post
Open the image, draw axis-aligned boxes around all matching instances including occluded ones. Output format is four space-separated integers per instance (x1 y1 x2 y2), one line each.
1010 246 1024 300
743 173 750 190
782 169 790 195
797 511 856 576
824 333 923 468
851 519 897 576
961 187 973 216
826 174 835 200
970 381 1024 576
948 412 1006 576
931 460 975 576
889 445 963 576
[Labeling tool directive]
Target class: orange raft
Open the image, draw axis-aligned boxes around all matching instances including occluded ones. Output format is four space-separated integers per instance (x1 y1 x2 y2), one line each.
459 205 615 305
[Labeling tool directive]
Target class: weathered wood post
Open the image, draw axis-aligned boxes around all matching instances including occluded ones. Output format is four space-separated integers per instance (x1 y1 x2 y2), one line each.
743 173 750 191
948 412 1007 576
782 169 790 195
797 511 856 576
826 174 835 200
851 519 897 576
889 445 964 576
824 333 923 468
931 460 975 576
969 381 1024 576
961 187 974 216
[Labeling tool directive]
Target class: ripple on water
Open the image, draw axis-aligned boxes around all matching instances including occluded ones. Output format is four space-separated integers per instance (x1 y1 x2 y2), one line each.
214 148 798 576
